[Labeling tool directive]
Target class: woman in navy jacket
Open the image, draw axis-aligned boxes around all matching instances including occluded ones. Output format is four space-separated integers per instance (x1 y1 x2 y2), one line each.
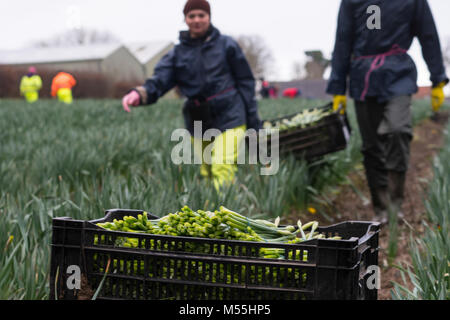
122 0 262 191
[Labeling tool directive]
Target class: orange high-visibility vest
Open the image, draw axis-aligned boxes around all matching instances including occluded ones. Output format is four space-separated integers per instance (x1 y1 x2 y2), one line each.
51 72 77 97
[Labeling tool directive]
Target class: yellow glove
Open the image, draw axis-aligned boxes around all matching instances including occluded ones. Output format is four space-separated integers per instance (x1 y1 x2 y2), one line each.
431 82 446 112
332 95 347 115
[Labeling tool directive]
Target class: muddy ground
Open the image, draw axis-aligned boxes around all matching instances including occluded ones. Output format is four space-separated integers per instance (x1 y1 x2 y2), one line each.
291 111 449 300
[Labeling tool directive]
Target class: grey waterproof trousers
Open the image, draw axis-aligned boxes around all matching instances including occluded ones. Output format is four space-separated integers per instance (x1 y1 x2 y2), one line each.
354 96 413 192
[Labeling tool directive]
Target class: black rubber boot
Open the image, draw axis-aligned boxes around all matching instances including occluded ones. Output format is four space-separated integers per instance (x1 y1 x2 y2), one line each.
388 171 407 220
369 186 390 225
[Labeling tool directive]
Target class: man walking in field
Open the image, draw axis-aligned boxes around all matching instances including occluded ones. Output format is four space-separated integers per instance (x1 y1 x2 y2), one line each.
327 0 448 223
20 66 42 103
51 71 77 104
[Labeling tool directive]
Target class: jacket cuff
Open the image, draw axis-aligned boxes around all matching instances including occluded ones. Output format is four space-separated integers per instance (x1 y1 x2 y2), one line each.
432 76 449 88
132 86 148 105
247 117 263 132
326 81 347 96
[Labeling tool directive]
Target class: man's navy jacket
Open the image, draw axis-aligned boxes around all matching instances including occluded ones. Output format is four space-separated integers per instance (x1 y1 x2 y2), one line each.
327 0 448 102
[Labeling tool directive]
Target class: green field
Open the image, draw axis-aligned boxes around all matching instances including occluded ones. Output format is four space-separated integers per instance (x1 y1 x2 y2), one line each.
0 97 438 299
393 119 450 300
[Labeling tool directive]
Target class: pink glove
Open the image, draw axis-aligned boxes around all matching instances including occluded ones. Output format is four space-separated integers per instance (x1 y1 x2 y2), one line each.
122 90 141 113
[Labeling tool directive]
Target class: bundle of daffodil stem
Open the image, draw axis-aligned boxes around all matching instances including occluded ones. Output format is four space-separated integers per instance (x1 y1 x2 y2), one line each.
96 206 341 260
263 108 332 132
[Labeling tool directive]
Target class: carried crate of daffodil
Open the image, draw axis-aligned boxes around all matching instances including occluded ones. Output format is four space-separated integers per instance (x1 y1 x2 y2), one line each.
262 102 352 161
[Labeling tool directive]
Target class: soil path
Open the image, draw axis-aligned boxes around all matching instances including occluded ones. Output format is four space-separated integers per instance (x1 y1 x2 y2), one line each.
292 111 449 300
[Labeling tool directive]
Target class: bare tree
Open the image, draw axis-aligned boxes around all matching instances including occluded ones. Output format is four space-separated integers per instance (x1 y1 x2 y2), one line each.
34 28 121 48
235 35 274 79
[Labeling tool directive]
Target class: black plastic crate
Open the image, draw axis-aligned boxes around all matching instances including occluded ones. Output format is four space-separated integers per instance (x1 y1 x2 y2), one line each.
50 209 380 300
262 103 352 161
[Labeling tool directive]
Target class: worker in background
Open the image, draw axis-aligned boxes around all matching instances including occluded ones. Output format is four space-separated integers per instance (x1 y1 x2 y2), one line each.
20 66 42 103
51 71 77 104
121 0 262 192
327 0 448 224
268 85 279 99
282 87 302 99
260 78 270 99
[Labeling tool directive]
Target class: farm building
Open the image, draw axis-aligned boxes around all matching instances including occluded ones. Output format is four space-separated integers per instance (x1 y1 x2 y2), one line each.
126 41 179 99
0 44 145 83
0 41 181 99
126 41 174 78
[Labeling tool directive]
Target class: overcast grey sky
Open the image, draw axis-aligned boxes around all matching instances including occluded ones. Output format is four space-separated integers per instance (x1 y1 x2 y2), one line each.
1 0 449 84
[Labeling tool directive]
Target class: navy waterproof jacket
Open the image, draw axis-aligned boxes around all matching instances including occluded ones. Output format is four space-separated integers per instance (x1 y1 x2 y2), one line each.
134 25 262 135
327 0 448 102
